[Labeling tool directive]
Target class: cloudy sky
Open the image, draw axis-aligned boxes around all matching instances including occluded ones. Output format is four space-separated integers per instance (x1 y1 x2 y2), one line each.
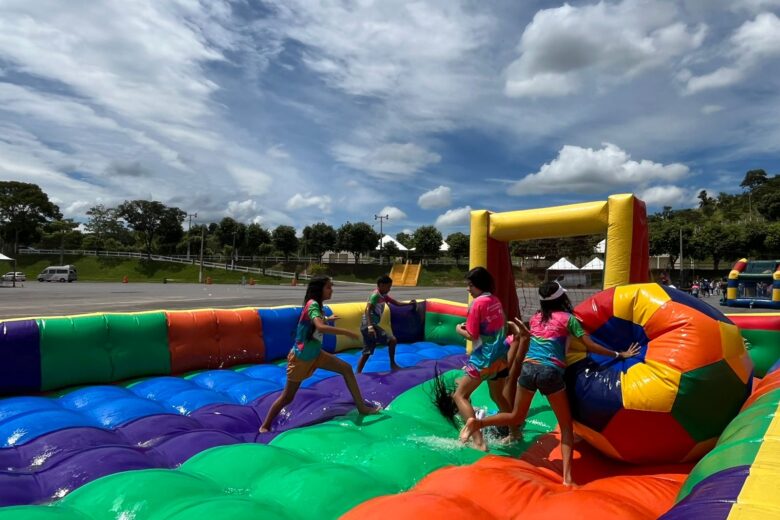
1 0 778 235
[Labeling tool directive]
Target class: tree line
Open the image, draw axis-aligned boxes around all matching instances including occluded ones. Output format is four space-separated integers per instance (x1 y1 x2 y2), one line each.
0 181 470 264
2 169 776 268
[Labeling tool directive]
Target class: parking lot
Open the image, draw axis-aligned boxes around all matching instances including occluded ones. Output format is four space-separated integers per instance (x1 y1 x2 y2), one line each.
0 281 758 320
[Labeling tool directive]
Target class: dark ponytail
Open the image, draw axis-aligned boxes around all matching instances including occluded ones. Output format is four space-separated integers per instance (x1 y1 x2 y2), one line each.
303 276 330 339
429 364 458 423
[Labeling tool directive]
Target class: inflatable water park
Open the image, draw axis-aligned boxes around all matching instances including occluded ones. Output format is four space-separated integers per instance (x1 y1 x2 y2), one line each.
1 194 779 519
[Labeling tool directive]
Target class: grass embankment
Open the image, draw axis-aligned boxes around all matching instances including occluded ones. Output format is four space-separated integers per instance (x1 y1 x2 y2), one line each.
0 255 283 284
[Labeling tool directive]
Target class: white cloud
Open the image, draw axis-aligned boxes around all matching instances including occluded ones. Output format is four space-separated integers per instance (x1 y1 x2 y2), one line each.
505 0 706 98
227 165 274 197
266 145 290 160
508 143 689 195
418 185 453 209
637 185 689 206
286 193 333 213
435 205 472 228
379 206 407 221
331 142 440 178
226 199 259 222
685 12 780 93
701 104 724 114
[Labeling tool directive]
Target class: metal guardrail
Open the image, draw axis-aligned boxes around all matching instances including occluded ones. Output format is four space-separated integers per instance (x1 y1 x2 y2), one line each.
17 249 310 281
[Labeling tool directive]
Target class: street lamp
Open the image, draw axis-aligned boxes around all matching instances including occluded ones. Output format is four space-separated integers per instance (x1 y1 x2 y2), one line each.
374 213 389 264
186 212 198 261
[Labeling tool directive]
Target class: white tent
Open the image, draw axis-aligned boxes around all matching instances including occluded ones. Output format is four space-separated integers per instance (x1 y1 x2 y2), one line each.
594 239 606 254
0 253 11 261
439 240 449 252
375 235 409 251
581 257 605 271
547 257 579 271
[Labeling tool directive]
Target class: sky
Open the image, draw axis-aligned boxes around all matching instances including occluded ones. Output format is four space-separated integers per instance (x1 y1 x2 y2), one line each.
0 0 779 237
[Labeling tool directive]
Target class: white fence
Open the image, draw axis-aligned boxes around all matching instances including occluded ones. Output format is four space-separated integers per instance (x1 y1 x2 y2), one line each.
17 248 310 281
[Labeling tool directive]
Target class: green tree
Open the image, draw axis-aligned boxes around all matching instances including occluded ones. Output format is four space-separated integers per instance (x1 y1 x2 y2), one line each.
754 175 780 221
382 241 400 263
446 232 469 266
272 225 299 261
698 190 716 217
412 225 443 260
395 232 413 249
302 222 337 260
245 223 272 253
0 181 60 253
741 169 768 191
85 204 125 250
765 222 780 255
117 200 185 258
337 222 380 264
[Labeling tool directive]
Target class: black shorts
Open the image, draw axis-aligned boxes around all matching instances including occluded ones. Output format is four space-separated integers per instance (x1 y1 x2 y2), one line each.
360 325 394 355
518 363 565 395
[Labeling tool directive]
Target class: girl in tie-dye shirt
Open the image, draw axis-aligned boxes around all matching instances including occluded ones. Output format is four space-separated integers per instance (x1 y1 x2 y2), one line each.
461 281 640 485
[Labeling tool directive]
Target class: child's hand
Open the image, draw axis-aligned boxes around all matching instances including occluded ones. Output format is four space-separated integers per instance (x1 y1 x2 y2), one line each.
511 317 530 336
620 342 641 358
328 315 340 322
367 325 376 337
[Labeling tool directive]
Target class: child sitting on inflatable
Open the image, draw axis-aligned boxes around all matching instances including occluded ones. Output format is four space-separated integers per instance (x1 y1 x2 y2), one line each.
259 276 379 433
460 281 640 485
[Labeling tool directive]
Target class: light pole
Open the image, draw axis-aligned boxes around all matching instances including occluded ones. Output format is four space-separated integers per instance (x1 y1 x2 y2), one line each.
374 213 389 264
186 212 197 261
231 230 237 270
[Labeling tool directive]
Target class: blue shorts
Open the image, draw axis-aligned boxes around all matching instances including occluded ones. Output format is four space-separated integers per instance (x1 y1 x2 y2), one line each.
360 325 394 355
518 363 565 395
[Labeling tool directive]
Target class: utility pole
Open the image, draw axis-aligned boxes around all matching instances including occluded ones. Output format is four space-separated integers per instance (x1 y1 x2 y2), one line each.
231 230 237 270
374 213 389 264
198 226 205 283
186 212 197 261
679 227 683 288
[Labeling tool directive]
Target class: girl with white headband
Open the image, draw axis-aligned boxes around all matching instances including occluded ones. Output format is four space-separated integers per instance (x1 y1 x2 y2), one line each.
460 281 640 486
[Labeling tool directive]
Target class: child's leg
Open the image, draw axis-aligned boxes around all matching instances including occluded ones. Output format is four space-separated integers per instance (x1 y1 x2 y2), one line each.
546 389 575 486
259 380 301 432
452 375 488 450
388 336 400 370
356 327 375 374
462 385 534 441
318 352 380 414
488 378 511 414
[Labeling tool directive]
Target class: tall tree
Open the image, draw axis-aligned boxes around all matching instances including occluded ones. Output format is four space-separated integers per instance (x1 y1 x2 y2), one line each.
337 222 380 264
754 175 780 221
85 204 124 250
302 222 337 259
412 225 443 260
272 225 299 261
0 181 60 253
395 232 413 248
446 232 469 266
117 200 185 258
245 223 272 253
740 169 768 191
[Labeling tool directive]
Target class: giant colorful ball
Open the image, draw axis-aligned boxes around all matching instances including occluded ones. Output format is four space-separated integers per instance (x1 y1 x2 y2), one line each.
565 283 753 464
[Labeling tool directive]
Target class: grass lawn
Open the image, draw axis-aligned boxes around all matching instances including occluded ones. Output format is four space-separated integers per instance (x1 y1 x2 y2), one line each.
0 255 284 284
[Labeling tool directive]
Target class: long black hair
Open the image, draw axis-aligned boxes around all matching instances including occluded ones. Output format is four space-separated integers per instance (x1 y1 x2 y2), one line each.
303 275 331 339
538 281 574 323
465 266 494 293
429 364 458 424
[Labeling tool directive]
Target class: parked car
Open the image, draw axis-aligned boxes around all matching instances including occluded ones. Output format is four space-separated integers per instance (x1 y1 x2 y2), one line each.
2 271 26 282
37 265 78 282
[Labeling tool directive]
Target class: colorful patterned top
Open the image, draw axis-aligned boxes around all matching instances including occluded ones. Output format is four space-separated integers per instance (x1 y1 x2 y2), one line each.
361 289 399 327
465 292 508 370
291 299 325 361
525 311 585 372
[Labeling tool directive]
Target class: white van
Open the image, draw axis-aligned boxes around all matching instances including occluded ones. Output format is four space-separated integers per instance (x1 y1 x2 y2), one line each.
37 265 78 282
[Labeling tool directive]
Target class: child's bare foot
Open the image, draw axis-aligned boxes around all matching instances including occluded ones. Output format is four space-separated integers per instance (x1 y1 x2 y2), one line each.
258 426 270 433
459 418 478 443
472 432 489 452
563 479 578 488
358 403 381 415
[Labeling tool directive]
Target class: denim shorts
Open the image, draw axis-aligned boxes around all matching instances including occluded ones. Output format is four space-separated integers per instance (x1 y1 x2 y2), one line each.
360 325 393 354
518 363 565 395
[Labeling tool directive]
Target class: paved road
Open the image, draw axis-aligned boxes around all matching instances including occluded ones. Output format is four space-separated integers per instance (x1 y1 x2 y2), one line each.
0 282 762 319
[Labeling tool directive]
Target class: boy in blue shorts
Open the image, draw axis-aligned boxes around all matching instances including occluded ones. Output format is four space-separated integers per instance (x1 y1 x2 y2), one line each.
357 275 415 373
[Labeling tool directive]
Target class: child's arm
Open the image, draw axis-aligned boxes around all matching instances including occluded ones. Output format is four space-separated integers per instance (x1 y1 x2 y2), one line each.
581 335 641 359
456 323 474 340
507 317 530 366
364 302 376 336
313 316 359 339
